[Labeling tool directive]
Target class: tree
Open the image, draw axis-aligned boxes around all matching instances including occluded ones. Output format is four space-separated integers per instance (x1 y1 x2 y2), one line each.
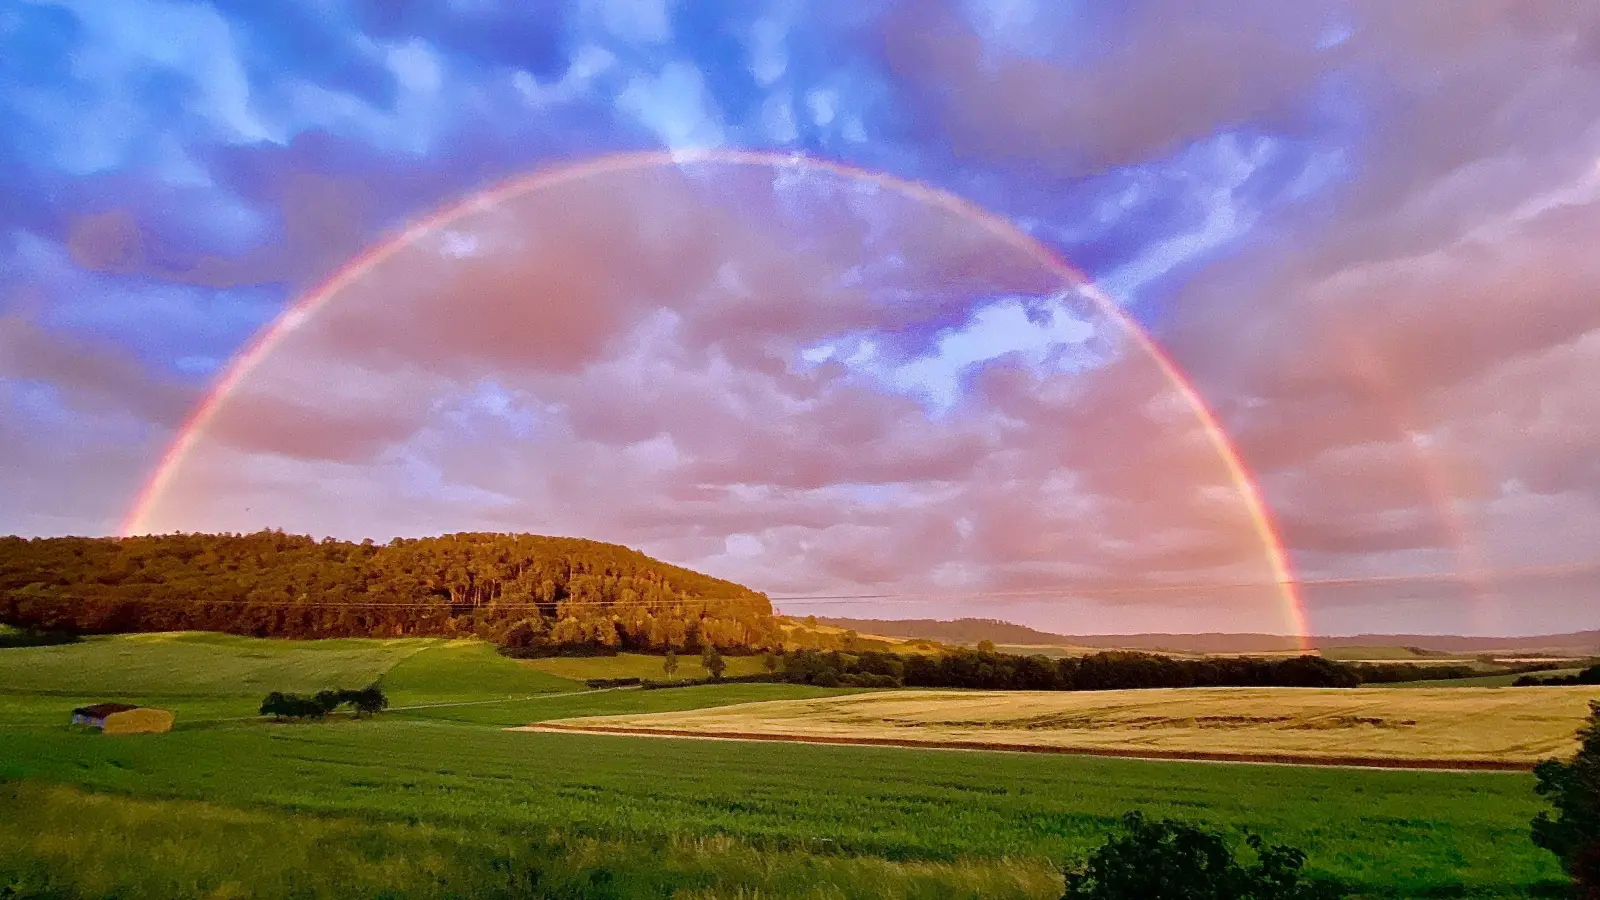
1532 700 1600 897
762 651 780 675
1063 811 1345 900
259 691 327 720
502 619 539 650
0 532 778 654
349 684 388 716
313 689 342 716
976 639 997 653
663 650 679 680
259 691 290 718
702 645 727 680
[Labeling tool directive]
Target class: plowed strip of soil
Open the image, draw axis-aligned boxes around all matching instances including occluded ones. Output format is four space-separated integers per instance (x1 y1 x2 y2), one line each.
516 722 1534 771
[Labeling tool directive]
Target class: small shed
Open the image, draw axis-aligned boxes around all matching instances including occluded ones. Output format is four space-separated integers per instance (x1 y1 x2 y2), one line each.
72 703 174 734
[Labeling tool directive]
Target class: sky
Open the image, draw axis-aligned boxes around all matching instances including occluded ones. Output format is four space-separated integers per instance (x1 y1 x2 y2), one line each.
3 0 1600 636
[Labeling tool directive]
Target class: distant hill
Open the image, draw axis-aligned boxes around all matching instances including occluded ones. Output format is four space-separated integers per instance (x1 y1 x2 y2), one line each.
1 531 778 651
817 617 1600 655
815 617 1072 647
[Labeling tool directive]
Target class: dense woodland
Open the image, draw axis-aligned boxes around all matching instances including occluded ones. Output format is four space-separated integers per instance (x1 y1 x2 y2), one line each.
779 648 1389 689
1516 664 1600 686
637 649 1531 691
2 531 1574 691
0 532 780 651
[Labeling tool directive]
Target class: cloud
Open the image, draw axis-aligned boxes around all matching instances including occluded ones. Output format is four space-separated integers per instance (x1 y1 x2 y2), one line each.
9 0 1600 636
615 61 725 149
0 313 197 424
1138 2 1600 612
127 160 1294 630
880 0 1331 177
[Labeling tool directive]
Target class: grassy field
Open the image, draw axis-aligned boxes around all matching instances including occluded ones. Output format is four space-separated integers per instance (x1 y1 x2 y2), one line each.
520 651 769 682
1319 646 1472 662
0 633 580 726
0 633 1583 898
381 640 582 702
390 681 868 726
0 781 1053 900
0 715 1571 897
548 686 1600 766
0 631 434 696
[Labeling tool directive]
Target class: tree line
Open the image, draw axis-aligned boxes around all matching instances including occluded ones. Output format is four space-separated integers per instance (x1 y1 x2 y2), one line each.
0 531 779 652
1516 662 1600 686
0 625 81 649
260 685 388 720
640 648 1509 691
788 648 1374 689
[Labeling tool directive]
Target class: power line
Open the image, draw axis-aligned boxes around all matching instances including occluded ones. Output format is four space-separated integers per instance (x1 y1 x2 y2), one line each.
6 560 1596 612
769 560 1600 602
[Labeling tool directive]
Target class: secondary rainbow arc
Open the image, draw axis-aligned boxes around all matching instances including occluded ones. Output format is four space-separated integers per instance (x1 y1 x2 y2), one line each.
118 149 1312 649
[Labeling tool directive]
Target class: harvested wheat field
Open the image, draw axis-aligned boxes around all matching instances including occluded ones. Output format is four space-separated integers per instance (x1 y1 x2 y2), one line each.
531 686 1600 768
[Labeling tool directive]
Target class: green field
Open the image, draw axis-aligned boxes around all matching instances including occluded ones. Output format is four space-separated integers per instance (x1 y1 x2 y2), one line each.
521 651 770 682
0 634 1576 898
1319 646 1472 662
0 633 583 726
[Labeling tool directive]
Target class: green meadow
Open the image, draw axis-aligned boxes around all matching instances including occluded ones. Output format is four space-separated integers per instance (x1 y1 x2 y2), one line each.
519 650 770 682
0 633 1576 898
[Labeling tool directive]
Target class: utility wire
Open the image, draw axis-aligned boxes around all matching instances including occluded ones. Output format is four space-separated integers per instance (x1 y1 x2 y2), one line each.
5 560 1596 611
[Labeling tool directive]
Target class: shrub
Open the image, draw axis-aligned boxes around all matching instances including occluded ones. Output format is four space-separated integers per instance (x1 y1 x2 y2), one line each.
259 691 328 720
812 668 840 688
259 684 387 720
0 626 81 649
1532 700 1600 897
348 684 388 716
496 641 619 660
1063 812 1345 900
840 673 901 688
639 673 782 690
701 646 727 680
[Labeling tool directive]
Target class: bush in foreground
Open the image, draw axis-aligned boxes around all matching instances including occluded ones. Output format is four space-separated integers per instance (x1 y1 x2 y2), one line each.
1532 700 1600 898
1064 812 1346 900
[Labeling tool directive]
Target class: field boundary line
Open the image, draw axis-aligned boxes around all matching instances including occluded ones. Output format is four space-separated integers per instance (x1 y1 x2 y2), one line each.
518 723 1538 772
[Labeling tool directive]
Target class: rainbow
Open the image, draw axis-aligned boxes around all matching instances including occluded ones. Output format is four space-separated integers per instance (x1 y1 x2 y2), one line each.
118 149 1311 648
1340 339 1496 632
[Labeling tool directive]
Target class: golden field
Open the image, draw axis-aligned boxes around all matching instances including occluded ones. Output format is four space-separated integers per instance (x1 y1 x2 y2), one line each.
539 685 1600 767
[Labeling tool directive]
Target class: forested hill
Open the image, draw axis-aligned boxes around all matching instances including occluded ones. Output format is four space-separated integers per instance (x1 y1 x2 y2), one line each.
819 617 1600 654
818 617 1074 646
0 532 779 650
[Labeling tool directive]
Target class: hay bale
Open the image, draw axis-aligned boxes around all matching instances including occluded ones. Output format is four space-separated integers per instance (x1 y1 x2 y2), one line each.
101 707 174 735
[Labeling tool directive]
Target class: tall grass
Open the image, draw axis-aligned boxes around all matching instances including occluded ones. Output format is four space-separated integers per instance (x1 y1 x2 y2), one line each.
0 782 1058 899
